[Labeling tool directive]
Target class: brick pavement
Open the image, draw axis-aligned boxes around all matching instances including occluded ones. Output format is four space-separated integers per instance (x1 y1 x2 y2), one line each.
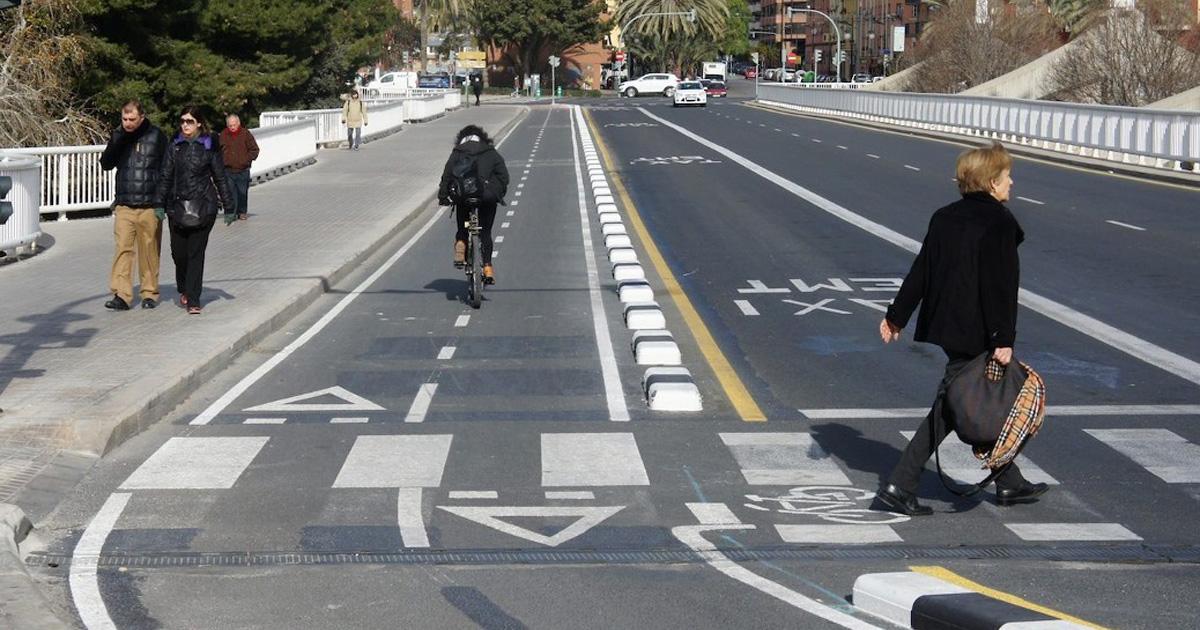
0 104 528 518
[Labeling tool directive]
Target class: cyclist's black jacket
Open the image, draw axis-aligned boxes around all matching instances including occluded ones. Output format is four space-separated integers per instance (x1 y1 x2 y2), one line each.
437 138 509 206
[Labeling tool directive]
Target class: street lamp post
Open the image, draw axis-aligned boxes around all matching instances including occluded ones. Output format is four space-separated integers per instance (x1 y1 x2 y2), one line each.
786 6 842 82
749 29 777 95
619 10 696 82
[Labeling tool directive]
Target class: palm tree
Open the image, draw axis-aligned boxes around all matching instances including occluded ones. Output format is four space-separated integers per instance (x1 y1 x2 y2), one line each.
615 0 730 75
417 0 463 72
1046 0 1106 34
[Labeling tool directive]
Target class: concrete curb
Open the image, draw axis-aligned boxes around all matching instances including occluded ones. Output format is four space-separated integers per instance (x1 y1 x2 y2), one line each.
750 100 1200 189
0 503 70 629
853 571 1089 629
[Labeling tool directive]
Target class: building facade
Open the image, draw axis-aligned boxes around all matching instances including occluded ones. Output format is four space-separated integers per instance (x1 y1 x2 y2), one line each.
801 0 933 78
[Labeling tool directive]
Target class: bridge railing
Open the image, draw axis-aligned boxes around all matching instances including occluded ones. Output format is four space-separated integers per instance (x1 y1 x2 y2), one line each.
0 153 43 256
757 84 1200 171
259 99 407 146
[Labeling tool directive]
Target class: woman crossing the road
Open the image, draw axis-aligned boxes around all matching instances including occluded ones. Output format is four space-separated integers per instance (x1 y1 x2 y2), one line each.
875 141 1048 516
437 124 510 285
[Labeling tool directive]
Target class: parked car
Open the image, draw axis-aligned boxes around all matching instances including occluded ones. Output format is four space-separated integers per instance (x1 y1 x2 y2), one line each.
743 67 758 79
703 80 727 98
761 68 777 81
872 76 885 83
418 73 451 88
618 73 680 98
673 81 707 107
781 69 797 82
851 73 871 83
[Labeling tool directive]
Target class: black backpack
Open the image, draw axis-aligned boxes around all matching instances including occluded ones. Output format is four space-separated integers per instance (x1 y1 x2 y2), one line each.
449 152 485 207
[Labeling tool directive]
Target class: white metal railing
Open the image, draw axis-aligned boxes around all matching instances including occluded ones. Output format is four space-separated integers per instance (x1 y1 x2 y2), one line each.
0 152 42 255
757 84 1200 170
260 99 407 146
6 145 112 217
249 119 319 180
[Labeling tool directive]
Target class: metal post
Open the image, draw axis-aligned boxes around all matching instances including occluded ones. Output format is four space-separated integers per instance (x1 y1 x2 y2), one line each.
787 7 843 82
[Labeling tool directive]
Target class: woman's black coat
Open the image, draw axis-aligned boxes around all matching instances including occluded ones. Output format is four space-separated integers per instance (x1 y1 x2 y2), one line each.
153 134 235 225
437 139 509 206
885 192 1024 357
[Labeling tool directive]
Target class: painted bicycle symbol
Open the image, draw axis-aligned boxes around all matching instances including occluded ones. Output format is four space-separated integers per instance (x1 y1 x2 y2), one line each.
743 486 911 524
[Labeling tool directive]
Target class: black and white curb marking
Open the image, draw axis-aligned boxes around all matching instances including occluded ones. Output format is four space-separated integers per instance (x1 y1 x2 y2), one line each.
853 572 1088 629
573 105 702 412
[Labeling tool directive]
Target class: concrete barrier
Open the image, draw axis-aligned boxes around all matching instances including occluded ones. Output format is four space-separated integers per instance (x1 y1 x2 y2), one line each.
0 153 42 257
624 301 666 330
632 330 681 366
602 223 627 236
608 247 639 265
643 367 702 411
613 263 646 282
617 279 654 303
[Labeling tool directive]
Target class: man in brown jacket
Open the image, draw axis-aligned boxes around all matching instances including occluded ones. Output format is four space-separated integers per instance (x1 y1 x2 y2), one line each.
219 114 260 224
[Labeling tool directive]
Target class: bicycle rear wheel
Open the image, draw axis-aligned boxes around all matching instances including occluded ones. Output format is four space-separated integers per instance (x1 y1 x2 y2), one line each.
468 234 482 309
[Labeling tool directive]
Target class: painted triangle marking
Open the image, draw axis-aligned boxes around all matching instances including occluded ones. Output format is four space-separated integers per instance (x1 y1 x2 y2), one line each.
437 505 624 547
243 386 385 413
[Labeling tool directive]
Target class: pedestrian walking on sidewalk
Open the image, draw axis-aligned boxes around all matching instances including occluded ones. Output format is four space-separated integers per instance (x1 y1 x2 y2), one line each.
342 91 367 150
471 74 483 106
219 113 259 224
99 99 169 311
154 106 234 314
876 141 1048 516
438 125 509 285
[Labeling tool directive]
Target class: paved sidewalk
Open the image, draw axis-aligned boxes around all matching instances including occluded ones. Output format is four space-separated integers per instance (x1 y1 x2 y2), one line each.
0 104 528 518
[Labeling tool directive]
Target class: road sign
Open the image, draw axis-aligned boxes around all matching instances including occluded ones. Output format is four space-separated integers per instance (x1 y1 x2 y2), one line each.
548 55 560 68
615 50 626 62
787 52 799 63
751 52 759 64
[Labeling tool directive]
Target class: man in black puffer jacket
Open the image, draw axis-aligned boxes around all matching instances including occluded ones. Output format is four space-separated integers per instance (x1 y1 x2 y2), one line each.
99 100 169 310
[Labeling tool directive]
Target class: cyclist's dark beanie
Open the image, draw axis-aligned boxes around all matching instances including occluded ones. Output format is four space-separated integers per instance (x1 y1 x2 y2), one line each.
455 125 492 146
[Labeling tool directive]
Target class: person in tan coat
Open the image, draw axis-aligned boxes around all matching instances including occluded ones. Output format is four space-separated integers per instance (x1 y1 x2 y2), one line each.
342 91 368 150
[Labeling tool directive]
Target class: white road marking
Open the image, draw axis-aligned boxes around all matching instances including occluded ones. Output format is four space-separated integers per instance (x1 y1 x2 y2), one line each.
404 383 438 423
510 200 519 206
244 417 286 425
1016 196 1045 205
70 492 131 630
542 432 650 486
244 385 384 413
774 128 783 132
450 491 499 499
455 314 470 327
572 106 629 421
506 210 515 217
439 505 624 547
900 431 1058 485
791 133 800 137
492 250 499 258
515 190 522 197
720 433 852 485
1085 428 1200 482
686 502 743 525
1106 219 1146 231
1005 523 1142 541
639 108 1200 388
397 488 430 547
333 434 453 487
437 346 456 360
903 164 921 171
803 404 1200 418
545 491 595 500
837 145 848 150
495 235 505 243
734 299 760 316
673 525 881 629
330 417 370 424
776 524 901 544
521 176 528 181
501 221 510 228
120 437 268 489
517 183 525 189
867 153 880 159
811 138 822 143
187 117 526 425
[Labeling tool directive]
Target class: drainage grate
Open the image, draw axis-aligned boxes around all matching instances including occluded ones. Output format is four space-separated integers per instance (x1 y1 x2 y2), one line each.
29 543 1200 570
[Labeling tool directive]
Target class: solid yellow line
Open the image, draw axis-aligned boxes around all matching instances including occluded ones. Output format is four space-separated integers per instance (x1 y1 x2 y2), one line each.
582 108 766 422
910 565 1108 629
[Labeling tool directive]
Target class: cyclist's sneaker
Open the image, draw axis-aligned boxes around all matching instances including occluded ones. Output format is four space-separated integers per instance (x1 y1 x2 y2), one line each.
453 240 466 268
482 264 496 285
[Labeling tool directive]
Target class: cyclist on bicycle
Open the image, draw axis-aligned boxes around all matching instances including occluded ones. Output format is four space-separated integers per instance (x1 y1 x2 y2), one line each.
437 125 509 284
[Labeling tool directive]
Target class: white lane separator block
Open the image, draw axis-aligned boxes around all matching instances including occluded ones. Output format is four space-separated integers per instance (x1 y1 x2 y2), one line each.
605 234 633 249
720 433 852 485
618 280 654 303
542 433 650 486
853 572 971 629
333 434 453 488
613 263 646 282
593 186 612 197
643 367 702 411
624 301 666 330
1005 523 1142 541
602 223 627 236
121 436 270 490
608 247 638 265
598 212 622 225
595 195 615 205
632 330 681 365
596 203 618 213
775 524 901 544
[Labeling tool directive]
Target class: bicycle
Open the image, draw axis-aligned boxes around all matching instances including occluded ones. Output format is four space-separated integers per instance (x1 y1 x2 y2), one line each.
743 486 911 524
457 205 484 309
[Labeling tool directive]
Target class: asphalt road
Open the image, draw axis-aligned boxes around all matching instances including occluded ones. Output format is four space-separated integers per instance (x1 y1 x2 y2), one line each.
28 83 1200 629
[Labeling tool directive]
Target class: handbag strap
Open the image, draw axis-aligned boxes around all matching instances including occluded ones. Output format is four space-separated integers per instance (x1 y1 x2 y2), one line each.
932 393 1013 498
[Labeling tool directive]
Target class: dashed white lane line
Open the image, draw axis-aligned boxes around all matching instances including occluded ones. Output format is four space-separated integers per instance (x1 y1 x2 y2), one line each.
791 133 800 137
640 107 1200 388
811 138 822 143
510 200 519 206
837 145 848 150
244 417 286 425
437 346 456 360
506 211 515 217
1107 219 1146 231
495 235 505 243
331 417 370 424
734 299 760 316
449 490 499 499
545 491 596 500
501 221 510 228
518 183 525 189
867 153 880 159
397 488 430 547
774 128 783 132
404 383 438 423
455 315 470 327
903 164 921 171
71 492 131 630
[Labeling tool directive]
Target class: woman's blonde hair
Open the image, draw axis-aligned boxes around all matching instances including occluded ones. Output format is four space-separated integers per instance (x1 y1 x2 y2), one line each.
956 142 1012 195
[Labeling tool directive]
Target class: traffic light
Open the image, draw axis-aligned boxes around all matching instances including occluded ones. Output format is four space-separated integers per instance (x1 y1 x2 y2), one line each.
815 49 823 63
0 175 12 226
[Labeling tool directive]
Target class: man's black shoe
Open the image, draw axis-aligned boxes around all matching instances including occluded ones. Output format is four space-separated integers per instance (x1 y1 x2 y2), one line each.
104 296 130 311
141 298 158 309
996 481 1049 506
876 483 933 516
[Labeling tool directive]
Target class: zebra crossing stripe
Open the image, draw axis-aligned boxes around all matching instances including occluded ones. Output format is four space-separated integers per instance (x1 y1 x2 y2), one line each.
900 431 1059 485
720 433 852 485
1085 428 1200 483
397 488 429 548
120 437 269 490
1005 523 1142 542
541 433 650 487
333 435 452 488
775 524 901 544
686 502 742 525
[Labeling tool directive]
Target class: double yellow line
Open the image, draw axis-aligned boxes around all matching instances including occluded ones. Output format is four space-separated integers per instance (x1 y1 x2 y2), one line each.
582 108 766 422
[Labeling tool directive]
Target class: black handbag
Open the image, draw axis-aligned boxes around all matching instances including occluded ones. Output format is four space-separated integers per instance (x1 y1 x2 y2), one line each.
175 198 205 228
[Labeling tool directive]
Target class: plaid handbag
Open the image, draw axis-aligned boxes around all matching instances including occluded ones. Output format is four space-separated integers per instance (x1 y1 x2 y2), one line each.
976 361 1046 469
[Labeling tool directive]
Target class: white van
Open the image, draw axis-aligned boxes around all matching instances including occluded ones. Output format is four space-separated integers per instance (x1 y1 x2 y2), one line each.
366 71 418 95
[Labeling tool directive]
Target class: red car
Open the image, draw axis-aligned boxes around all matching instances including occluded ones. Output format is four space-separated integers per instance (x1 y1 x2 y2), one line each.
704 80 728 98
743 67 757 79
